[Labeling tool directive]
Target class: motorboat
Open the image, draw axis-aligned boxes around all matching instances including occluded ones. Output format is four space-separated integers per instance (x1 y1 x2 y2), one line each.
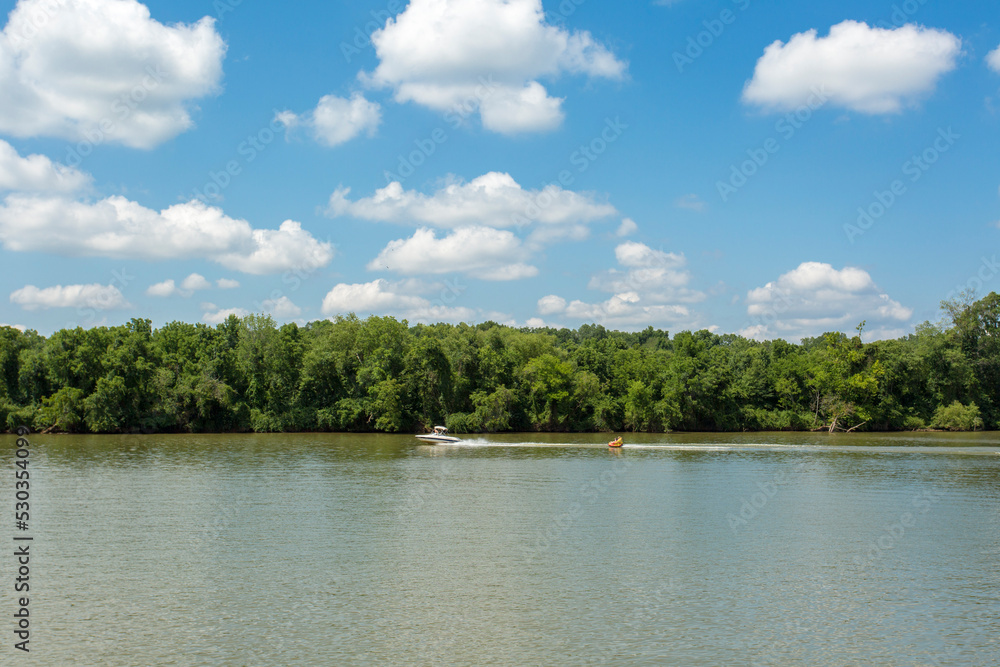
415 426 461 444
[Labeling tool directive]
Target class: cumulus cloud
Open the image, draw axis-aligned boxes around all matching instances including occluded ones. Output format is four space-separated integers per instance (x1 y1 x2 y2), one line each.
537 295 567 315
543 291 694 328
364 0 626 133
615 242 684 269
11 283 129 310
217 278 240 289
588 242 704 304
202 307 249 325
262 296 302 318
989 45 1000 73
147 273 213 297
181 273 212 291
0 140 91 192
616 218 638 237
536 241 706 329
328 173 617 283
0 0 226 148
369 227 538 281
328 171 617 229
741 262 912 341
743 21 960 113
278 93 381 147
146 279 179 297
321 279 475 323
216 221 333 275
0 195 333 275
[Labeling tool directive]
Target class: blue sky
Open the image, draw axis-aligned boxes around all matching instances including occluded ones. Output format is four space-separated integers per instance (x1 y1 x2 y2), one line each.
0 0 997 340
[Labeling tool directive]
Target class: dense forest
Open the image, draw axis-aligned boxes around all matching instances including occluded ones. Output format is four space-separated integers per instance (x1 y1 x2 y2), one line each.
1 293 997 435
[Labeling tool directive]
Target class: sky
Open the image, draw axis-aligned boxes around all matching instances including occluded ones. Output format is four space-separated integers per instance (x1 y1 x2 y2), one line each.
0 0 997 341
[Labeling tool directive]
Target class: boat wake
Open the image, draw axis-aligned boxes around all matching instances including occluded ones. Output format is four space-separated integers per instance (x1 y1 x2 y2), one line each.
414 440 1000 456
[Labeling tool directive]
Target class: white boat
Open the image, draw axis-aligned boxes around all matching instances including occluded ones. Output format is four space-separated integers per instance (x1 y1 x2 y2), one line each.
415 426 460 444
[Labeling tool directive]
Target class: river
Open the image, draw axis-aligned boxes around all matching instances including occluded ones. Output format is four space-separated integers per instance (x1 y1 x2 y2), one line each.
3 431 998 665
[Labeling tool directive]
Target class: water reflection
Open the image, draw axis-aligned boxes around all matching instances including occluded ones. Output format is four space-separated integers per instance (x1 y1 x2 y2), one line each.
2 431 998 665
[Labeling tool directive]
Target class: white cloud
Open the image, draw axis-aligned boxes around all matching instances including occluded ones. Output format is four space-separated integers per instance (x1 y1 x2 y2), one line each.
0 139 90 192
278 93 381 147
537 295 567 315
331 173 611 279
676 194 706 212
743 21 961 113
262 296 302 318
615 242 683 269
536 241 706 329
202 307 249 325
11 283 129 310
365 0 626 133
146 279 179 297
743 262 913 341
590 243 704 304
369 226 538 281
562 293 694 328
146 273 211 297
0 0 226 148
181 273 212 291
989 45 1000 73
616 218 638 237
323 279 425 315
328 172 617 229
216 220 334 275
217 278 240 289
476 81 564 134
0 195 333 275
0 323 26 331
321 279 475 323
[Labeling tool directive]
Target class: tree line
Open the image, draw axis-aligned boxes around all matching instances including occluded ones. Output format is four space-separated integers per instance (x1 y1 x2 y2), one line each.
1 292 996 435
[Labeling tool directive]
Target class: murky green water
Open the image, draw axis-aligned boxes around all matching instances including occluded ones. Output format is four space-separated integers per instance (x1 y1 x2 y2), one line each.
2 431 999 665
